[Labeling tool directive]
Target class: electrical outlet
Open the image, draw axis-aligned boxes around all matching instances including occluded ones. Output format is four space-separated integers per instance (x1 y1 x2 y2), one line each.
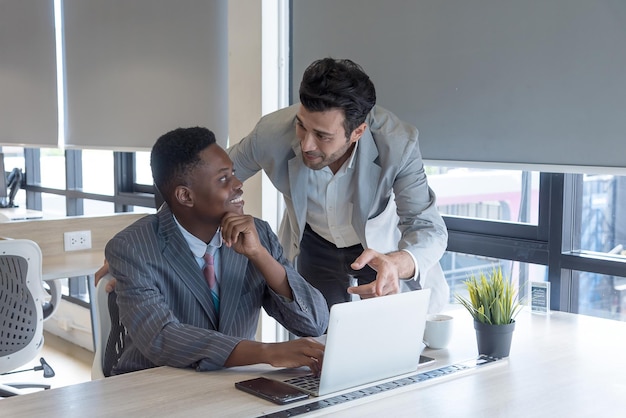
64 230 92 251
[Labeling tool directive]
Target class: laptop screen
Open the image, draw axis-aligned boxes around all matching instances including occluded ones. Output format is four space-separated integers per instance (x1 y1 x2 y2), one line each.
317 289 431 395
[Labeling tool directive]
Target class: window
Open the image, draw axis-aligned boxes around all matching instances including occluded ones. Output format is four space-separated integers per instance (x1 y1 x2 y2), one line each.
134 151 152 186
444 255 547 306
9 146 156 306
577 174 626 256
575 271 625 321
428 165 626 322
10 149 624 322
429 167 540 224
82 150 114 195
39 148 66 189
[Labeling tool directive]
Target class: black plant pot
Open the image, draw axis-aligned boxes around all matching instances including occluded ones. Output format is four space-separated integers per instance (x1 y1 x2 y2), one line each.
473 320 515 358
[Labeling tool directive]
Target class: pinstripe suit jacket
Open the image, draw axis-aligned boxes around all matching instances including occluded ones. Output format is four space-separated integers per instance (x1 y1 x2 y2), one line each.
104 205 329 374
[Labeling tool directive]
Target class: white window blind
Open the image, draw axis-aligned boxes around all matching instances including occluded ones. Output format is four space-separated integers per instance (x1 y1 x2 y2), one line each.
0 0 58 147
291 0 626 172
63 0 228 150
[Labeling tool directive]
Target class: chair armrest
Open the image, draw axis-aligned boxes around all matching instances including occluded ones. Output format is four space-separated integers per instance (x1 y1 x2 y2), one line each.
91 274 114 380
42 279 63 320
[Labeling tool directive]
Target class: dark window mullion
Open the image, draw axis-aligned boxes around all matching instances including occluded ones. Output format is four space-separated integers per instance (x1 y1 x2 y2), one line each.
24 148 42 210
559 173 583 313
536 173 552 241
561 252 626 277
443 216 540 241
446 230 549 265
114 151 135 212
65 149 83 216
545 173 566 311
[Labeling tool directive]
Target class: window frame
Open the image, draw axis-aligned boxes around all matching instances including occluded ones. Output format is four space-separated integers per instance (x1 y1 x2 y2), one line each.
20 147 156 305
13 147 626 317
443 171 626 314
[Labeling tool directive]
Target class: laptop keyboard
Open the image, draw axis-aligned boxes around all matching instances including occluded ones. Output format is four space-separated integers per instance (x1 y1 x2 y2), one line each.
284 374 320 393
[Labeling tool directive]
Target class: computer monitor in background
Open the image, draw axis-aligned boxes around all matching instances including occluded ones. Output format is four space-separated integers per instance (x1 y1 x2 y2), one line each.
0 153 22 208
0 153 8 203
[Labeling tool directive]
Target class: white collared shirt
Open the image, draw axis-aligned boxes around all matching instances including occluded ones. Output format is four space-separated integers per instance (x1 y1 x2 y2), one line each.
305 141 360 248
173 216 223 282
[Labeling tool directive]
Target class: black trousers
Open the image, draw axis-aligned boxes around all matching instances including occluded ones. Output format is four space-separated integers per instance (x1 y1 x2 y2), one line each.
297 224 377 310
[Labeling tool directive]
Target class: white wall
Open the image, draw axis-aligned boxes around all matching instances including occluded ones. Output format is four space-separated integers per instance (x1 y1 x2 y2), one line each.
228 0 287 342
228 0 263 219
228 0 285 227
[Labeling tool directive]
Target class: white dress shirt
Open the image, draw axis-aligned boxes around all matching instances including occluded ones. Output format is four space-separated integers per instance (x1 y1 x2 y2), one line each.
306 141 361 248
173 215 223 284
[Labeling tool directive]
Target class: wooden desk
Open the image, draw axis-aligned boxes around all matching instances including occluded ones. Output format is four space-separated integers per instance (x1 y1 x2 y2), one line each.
41 250 104 281
0 207 43 222
1 212 146 280
2 309 625 417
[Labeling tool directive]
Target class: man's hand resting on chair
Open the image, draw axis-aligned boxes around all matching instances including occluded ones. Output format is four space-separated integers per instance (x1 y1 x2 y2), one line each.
94 260 116 293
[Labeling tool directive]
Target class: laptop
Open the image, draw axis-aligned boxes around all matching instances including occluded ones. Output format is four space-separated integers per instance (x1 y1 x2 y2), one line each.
264 288 431 397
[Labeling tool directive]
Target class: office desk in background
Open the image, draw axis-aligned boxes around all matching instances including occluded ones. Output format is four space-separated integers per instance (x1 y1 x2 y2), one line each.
2 211 146 352
1 212 146 280
0 207 43 222
2 309 625 417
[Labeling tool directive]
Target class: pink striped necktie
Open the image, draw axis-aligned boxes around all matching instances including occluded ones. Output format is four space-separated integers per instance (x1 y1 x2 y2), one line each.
203 253 219 313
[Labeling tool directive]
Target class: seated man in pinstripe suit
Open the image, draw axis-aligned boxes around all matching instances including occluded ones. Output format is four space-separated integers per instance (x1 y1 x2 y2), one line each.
104 127 329 375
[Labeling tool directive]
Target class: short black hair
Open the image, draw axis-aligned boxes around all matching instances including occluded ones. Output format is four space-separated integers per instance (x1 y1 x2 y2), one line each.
299 58 376 138
150 127 216 201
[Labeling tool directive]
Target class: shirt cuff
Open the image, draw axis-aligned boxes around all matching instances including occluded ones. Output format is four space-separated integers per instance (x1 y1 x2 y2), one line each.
400 249 420 282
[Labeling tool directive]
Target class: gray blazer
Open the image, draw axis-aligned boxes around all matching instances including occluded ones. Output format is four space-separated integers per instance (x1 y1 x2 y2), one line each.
105 205 329 374
228 104 449 312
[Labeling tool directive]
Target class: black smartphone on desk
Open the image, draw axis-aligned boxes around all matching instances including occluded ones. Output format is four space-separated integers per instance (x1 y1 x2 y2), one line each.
235 377 309 405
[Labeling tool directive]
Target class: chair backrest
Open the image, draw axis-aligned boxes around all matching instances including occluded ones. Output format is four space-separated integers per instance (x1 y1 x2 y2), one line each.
0 239 45 374
91 274 126 379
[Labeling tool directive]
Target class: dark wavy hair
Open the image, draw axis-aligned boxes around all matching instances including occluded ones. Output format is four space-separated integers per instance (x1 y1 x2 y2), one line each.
299 58 376 138
150 127 216 203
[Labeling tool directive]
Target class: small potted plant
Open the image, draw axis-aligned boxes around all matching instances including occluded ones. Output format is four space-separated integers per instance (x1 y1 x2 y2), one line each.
455 267 523 358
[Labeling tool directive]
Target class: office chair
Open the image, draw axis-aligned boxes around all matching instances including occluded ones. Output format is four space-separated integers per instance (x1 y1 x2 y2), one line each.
0 239 62 397
91 274 126 379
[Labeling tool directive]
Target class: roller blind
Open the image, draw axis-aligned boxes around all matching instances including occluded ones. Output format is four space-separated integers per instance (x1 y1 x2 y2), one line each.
63 0 228 150
291 0 626 171
0 0 58 147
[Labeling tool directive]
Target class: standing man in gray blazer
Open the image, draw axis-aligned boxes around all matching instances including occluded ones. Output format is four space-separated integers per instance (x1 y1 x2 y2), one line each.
228 58 449 313
105 127 328 375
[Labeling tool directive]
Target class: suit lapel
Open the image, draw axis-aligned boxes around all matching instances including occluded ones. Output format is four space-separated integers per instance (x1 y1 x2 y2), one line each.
157 207 219 329
288 146 309 239
353 128 381 245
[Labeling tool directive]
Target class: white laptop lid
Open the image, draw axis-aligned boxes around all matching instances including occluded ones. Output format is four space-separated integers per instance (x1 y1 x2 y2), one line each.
317 288 431 395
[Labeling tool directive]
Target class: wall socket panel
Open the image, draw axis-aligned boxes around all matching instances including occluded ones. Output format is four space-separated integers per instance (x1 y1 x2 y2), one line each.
64 230 92 251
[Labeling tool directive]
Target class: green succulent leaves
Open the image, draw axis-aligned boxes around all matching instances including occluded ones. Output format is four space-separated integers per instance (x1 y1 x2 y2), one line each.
455 267 523 325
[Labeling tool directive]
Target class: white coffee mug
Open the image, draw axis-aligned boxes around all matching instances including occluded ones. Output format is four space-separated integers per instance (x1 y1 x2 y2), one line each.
423 314 453 349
